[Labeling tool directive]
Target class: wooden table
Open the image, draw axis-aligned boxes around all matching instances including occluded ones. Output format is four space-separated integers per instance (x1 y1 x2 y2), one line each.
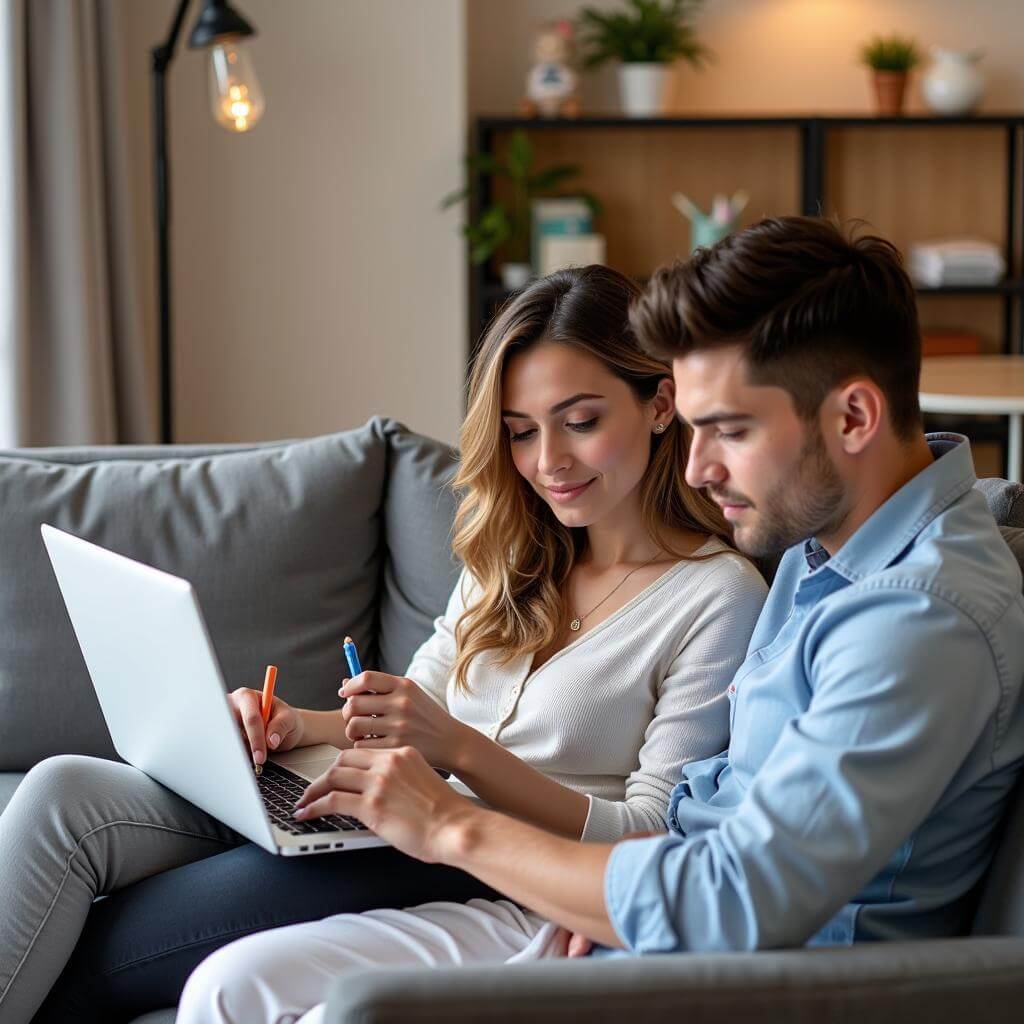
919 356 1024 482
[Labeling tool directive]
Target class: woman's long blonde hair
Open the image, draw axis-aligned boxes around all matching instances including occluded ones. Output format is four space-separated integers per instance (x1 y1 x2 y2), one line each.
450 265 734 692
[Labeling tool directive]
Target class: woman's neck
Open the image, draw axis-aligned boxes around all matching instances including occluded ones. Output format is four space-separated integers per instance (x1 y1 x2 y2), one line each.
582 498 661 570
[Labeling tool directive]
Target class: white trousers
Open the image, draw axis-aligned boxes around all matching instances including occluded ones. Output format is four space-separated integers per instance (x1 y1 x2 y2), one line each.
176 898 567 1024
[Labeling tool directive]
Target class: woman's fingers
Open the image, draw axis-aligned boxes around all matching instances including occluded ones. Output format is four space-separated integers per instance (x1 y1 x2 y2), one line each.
264 705 296 750
345 714 394 743
352 735 398 749
236 690 268 765
341 694 390 718
340 671 399 697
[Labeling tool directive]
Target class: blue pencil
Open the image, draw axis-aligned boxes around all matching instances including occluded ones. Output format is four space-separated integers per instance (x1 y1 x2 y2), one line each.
343 635 362 678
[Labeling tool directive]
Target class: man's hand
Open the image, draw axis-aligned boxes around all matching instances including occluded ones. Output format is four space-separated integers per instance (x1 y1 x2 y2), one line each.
292 746 476 862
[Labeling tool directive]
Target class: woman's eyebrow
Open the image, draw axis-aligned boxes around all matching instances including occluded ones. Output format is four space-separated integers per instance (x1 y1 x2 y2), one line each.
502 393 604 418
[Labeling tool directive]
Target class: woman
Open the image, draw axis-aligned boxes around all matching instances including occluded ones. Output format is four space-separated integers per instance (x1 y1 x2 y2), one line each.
175 264 767 1023
0 266 765 1024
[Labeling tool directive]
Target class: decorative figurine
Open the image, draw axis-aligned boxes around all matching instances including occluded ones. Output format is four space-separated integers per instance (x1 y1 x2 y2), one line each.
672 190 749 252
521 20 581 119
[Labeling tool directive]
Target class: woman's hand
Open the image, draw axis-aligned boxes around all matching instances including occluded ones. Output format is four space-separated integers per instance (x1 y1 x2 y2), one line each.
340 671 467 771
227 687 305 768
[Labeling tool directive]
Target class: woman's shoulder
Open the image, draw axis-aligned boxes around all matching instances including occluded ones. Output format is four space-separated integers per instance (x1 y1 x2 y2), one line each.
665 537 768 603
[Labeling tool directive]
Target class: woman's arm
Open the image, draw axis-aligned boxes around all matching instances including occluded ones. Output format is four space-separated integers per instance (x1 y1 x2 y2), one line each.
449 724 590 837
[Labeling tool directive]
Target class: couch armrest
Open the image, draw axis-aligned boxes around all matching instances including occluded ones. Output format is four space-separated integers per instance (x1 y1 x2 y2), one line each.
324 937 1024 1024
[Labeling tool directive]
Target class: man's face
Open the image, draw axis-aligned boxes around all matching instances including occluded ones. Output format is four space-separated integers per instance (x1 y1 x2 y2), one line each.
672 346 850 557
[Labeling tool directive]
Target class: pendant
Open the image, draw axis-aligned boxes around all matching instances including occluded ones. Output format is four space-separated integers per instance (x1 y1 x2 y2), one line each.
569 618 581 631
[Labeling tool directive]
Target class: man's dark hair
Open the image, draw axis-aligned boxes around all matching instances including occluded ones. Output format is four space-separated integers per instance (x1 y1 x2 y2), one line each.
631 215 923 440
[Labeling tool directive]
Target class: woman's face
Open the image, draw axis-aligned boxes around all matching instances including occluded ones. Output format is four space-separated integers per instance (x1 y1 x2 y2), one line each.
501 341 673 530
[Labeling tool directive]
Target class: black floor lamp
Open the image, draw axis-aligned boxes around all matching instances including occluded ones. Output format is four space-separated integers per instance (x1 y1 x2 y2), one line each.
151 0 265 444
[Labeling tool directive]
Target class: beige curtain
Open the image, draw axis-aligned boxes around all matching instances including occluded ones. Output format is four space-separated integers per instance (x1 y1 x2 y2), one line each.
0 0 156 447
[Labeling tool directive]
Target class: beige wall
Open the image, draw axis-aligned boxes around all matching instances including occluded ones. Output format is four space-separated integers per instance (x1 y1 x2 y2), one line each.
469 0 1024 115
119 0 467 446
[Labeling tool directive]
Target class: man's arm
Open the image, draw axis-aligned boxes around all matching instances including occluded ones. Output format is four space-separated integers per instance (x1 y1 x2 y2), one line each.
293 745 624 945
603 587 1002 953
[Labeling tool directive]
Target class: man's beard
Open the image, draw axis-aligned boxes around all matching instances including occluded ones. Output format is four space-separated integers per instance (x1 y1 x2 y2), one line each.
715 427 849 558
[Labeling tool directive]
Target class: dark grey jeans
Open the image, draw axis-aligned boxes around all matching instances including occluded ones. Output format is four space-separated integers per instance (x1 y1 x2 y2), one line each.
0 756 496 1024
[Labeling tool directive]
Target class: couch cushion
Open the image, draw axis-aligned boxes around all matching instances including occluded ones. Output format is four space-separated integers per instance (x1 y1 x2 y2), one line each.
976 478 1024 528
378 424 461 676
0 420 391 769
971 524 1024 937
0 772 25 815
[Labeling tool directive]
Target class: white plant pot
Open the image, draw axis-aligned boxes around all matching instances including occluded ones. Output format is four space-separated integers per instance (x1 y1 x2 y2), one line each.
500 262 533 290
617 63 669 117
922 49 984 115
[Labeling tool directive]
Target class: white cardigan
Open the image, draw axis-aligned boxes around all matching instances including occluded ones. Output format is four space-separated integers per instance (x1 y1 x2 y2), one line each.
404 538 767 842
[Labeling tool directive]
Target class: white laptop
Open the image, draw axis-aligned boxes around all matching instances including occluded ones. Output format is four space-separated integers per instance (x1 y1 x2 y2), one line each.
40 523 388 856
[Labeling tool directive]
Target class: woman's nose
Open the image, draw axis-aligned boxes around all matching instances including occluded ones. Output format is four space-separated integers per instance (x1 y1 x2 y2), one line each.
537 432 570 478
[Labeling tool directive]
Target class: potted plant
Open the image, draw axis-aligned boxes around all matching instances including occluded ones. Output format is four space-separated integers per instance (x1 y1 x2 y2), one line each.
859 35 921 116
441 130 600 289
578 0 710 117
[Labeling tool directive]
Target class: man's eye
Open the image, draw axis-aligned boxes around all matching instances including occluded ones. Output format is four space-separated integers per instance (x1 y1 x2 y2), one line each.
509 427 536 443
567 417 598 432
717 429 747 441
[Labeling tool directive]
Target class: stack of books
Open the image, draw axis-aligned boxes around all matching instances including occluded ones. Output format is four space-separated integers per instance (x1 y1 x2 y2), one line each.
908 239 1006 288
531 198 604 276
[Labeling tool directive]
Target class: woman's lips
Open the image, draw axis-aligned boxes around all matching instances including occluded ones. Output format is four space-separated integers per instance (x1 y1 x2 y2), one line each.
546 479 595 504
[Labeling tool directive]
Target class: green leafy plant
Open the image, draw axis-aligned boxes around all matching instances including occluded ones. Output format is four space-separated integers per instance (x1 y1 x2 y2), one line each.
440 130 601 267
578 0 710 69
859 35 921 72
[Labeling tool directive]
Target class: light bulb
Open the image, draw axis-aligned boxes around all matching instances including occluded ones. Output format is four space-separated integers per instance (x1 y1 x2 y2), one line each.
208 41 265 133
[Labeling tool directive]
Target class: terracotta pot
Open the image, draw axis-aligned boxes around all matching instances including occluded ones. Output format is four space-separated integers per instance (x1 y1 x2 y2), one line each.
872 71 908 116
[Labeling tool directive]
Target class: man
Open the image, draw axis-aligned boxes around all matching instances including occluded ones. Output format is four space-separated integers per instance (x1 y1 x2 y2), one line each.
288 216 1024 952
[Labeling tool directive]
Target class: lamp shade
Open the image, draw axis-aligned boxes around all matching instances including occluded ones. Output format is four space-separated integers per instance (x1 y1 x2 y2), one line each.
188 0 255 49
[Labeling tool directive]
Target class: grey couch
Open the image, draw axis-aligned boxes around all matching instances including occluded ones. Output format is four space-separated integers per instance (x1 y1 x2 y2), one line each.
2 418 1024 1024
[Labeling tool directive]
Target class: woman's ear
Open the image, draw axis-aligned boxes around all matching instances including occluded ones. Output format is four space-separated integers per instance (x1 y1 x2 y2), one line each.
652 377 676 428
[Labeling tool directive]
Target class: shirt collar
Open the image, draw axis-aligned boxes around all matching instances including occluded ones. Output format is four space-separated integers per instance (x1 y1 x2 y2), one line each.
805 432 976 581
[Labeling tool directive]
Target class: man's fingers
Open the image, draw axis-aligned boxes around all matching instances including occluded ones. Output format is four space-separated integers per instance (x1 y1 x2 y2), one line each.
567 932 593 958
293 791 363 821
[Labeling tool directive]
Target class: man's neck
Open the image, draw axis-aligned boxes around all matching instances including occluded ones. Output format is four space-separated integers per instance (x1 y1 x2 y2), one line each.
817 434 936 556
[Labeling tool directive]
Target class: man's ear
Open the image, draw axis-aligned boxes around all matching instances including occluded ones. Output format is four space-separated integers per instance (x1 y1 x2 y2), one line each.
828 378 885 455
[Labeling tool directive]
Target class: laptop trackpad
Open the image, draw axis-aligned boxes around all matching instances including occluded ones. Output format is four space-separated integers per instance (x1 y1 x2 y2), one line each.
270 743 342 782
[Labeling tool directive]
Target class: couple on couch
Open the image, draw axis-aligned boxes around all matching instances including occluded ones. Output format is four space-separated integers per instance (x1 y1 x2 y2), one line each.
3 215 1024 1024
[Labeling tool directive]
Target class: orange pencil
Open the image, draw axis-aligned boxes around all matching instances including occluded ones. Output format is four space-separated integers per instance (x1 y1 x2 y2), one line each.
260 665 278 727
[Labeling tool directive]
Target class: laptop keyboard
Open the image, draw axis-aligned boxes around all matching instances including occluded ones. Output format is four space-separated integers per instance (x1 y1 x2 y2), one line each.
257 762 368 835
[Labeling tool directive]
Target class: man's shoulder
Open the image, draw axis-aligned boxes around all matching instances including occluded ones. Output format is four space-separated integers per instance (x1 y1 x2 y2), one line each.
861 487 1023 630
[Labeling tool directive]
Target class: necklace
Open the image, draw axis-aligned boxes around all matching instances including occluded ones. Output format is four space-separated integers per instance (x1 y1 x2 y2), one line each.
569 554 660 632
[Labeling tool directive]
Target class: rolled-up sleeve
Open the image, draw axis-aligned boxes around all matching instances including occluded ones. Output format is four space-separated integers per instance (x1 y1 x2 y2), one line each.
604 586 1000 953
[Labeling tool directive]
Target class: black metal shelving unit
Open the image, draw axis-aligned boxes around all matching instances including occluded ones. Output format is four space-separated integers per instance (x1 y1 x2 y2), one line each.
468 113 1024 460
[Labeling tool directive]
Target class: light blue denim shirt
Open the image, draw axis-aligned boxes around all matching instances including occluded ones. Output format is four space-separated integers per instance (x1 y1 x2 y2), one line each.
604 434 1024 953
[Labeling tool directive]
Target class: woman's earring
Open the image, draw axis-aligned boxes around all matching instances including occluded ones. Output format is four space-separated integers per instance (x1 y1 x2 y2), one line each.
653 422 667 434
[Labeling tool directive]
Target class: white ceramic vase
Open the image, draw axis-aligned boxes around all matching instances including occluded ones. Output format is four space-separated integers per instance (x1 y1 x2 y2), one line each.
922 49 984 115
617 63 669 117
500 262 532 290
